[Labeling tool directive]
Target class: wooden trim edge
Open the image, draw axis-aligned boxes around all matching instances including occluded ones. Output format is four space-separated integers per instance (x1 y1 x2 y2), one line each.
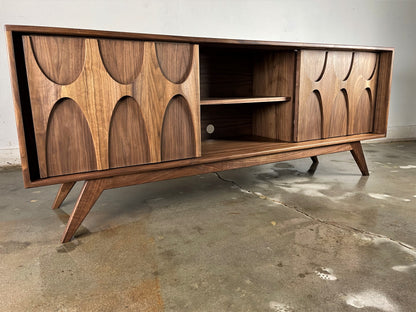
101 142 355 190
5 25 395 52
24 134 383 188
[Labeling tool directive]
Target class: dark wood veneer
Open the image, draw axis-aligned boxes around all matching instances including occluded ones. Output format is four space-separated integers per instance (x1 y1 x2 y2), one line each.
5 25 393 243
5 25 394 52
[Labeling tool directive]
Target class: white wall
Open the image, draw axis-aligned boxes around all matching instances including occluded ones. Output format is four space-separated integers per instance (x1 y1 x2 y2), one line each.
1 0 415 165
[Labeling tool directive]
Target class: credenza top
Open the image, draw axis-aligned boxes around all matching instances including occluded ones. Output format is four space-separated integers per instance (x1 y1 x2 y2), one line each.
5 25 394 52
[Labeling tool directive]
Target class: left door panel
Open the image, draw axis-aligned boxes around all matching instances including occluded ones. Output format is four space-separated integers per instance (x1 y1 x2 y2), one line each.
22 35 201 178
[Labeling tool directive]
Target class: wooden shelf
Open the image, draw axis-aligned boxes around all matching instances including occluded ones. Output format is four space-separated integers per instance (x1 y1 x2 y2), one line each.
200 133 384 161
27 133 385 188
200 96 290 105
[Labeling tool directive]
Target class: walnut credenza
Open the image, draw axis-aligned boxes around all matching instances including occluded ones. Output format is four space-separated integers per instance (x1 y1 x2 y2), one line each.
6 25 394 243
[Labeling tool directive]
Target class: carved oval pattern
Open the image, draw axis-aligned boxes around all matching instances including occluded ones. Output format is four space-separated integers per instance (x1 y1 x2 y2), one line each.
30 35 85 85
161 95 195 161
353 89 373 134
46 98 96 176
155 42 193 83
359 52 378 80
328 90 348 137
108 96 150 168
299 91 322 141
333 52 354 81
98 39 144 84
303 51 327 82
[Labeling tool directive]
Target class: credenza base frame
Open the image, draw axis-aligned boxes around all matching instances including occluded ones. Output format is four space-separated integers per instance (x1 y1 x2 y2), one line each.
55 140 368 243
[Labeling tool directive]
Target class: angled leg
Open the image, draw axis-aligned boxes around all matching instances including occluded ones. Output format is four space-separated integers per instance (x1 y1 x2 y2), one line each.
61 179 105 243
52 182 76 210
310 156 319 164
350 141 369 176
308 156 319 175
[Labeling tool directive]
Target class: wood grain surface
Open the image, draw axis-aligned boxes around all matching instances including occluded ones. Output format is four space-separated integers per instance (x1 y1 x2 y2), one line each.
253 51 296 142
6 30 34 186
6 26 394 244
30 35 85 85
350 141 369 176
200 96 289 105
6 25 394 52
61 179 105 243
161 95 196 161
201 104 253 140
200 47 254 99
24 133 384 188
22 35 200 177
51 182 76 210
98 39 144 84
46 98 97 176
296 50 380 141
373 51 394 134
108 96 150 168
156 42 193 83
6 25 392 190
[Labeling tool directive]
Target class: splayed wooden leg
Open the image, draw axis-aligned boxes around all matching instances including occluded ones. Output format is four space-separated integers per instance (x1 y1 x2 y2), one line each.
61 179 105 243
52 182 76 210
308 156 319 175
350 141 369 176
310 156 319 164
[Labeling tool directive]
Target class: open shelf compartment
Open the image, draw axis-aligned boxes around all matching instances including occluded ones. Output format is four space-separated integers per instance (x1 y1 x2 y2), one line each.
199 45 297 143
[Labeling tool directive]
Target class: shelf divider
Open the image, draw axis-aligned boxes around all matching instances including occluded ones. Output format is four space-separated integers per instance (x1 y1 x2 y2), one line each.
200 96 290 105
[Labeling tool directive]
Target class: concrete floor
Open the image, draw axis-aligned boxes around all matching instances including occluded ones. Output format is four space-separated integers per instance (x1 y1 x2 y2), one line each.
0 141 415 312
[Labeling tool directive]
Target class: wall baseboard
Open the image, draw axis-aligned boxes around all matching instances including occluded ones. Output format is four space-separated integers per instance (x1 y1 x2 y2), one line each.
0 125 415 167
367 125 416 143
0 147 21 167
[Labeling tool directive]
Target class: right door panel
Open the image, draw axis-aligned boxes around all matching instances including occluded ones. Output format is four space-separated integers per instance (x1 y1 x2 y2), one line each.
296 50 379 141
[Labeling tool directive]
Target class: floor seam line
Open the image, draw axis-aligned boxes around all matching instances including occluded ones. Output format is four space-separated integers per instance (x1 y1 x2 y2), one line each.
214 172 416 253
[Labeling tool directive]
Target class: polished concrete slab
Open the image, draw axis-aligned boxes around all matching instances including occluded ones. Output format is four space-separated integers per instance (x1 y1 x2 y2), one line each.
0 141 415 311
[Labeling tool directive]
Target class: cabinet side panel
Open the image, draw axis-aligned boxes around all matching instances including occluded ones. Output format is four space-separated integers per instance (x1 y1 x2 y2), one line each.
373 51 394 135
253 51 296 142
6 32 40 186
